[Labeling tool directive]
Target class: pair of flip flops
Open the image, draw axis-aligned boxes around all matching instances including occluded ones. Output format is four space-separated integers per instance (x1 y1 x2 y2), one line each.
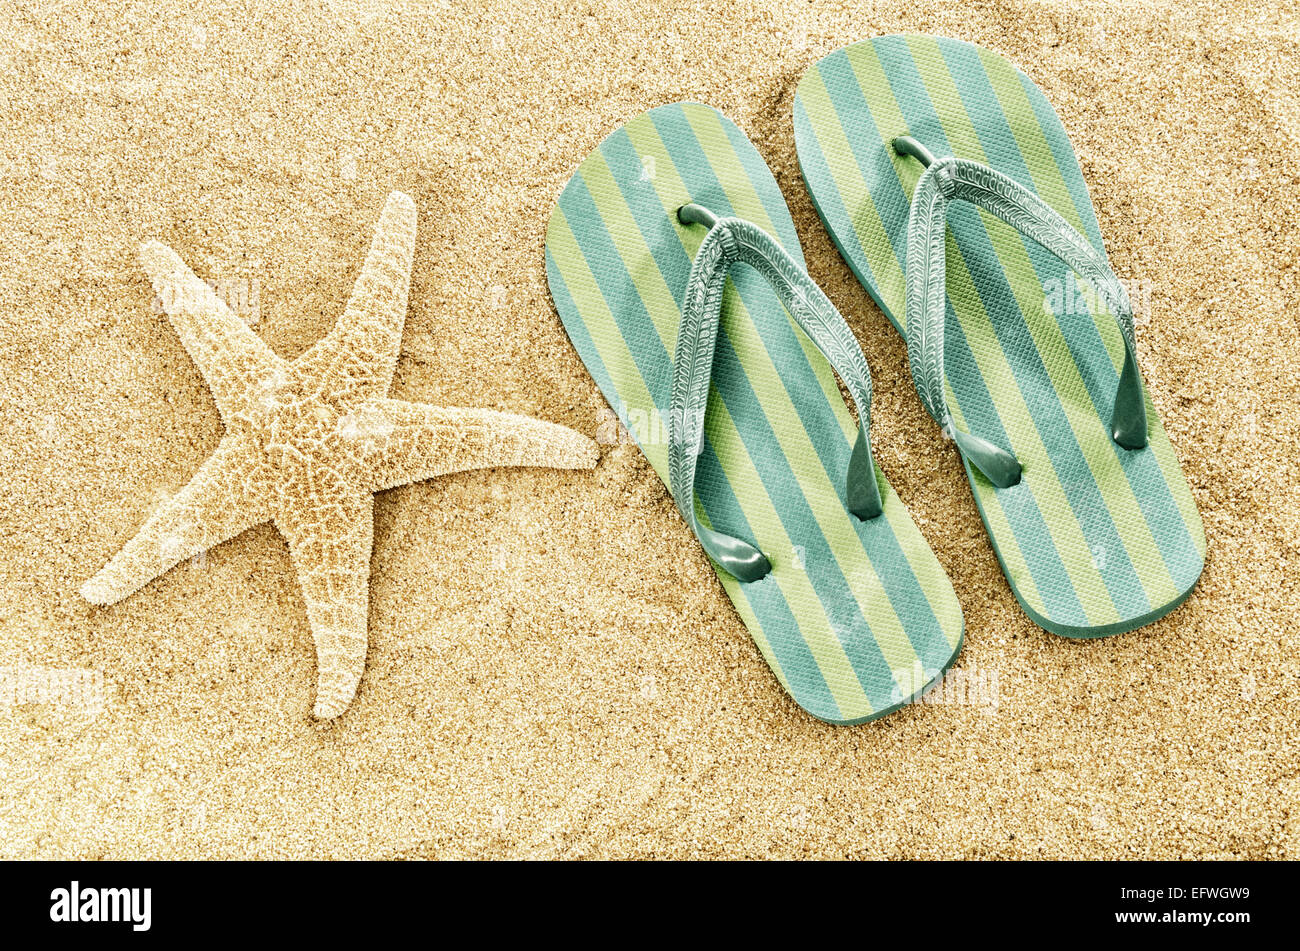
546 35 1205 725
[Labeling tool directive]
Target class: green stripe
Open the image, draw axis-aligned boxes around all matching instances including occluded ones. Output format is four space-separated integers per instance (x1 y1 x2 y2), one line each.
575 153 882 711
795 35 1205 636
980 47 1205 565
862 37 1105 623
631 109 919 700
596 115 884 714
910 35 1179 614
664 108 961 668
548 102 963 720
550 203 850 712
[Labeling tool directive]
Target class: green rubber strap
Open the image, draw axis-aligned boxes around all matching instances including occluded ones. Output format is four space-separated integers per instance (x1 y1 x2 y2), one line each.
899 138 1149 488
670 204 884 582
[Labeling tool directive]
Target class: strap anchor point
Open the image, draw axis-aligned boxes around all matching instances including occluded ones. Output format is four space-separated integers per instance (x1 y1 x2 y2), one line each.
677 203 719 229
892 135 937 168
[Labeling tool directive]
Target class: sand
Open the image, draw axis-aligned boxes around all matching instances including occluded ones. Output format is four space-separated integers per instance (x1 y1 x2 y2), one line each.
0 0 1296 859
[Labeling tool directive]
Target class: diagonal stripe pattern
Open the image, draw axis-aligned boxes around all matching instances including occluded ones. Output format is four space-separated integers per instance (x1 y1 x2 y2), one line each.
794 35 1205 636
546 102 964 723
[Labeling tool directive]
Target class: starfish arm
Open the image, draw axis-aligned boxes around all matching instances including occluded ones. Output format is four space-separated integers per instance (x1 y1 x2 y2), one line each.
274 473 375 719
140 240 283 423
294 192 416 404
357 399 599 492
81 435 274 605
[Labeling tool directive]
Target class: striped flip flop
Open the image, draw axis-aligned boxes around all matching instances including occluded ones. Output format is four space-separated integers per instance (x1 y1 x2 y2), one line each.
794 35 1205 637
545 102 963 723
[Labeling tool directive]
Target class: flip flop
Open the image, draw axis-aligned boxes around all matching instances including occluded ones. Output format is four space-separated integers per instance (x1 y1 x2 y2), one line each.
545 102 963 724
794 35 1205 637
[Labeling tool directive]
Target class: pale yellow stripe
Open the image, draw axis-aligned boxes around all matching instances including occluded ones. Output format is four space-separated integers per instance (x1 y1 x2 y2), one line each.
549 207 817 703
828 39 1044 615
686 104 965 650
683 106 852 425
615 113 905 704
660 107 932 680
945 399 1046 613
804 57 909 316
944 236 1116 623
546 209 667 472
913 36 1179 609
702 393 872 716
983 52 1204 555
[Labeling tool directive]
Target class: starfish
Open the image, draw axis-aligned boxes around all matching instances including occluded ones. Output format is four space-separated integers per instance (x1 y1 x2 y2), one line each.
82 191 599 718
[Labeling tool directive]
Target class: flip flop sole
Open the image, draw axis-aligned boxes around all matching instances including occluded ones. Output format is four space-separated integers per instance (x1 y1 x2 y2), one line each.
546 102 963 722
795 36 1205 637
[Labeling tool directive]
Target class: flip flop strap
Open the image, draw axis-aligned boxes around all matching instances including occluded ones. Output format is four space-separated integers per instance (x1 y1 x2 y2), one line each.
903 147 1148 488
669 205 884 583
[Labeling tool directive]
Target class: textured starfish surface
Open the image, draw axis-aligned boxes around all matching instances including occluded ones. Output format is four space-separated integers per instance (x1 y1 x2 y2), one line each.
82 192 599 718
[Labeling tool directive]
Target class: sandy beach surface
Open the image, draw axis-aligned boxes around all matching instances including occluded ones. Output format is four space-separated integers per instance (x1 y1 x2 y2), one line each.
1 0 1296 858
